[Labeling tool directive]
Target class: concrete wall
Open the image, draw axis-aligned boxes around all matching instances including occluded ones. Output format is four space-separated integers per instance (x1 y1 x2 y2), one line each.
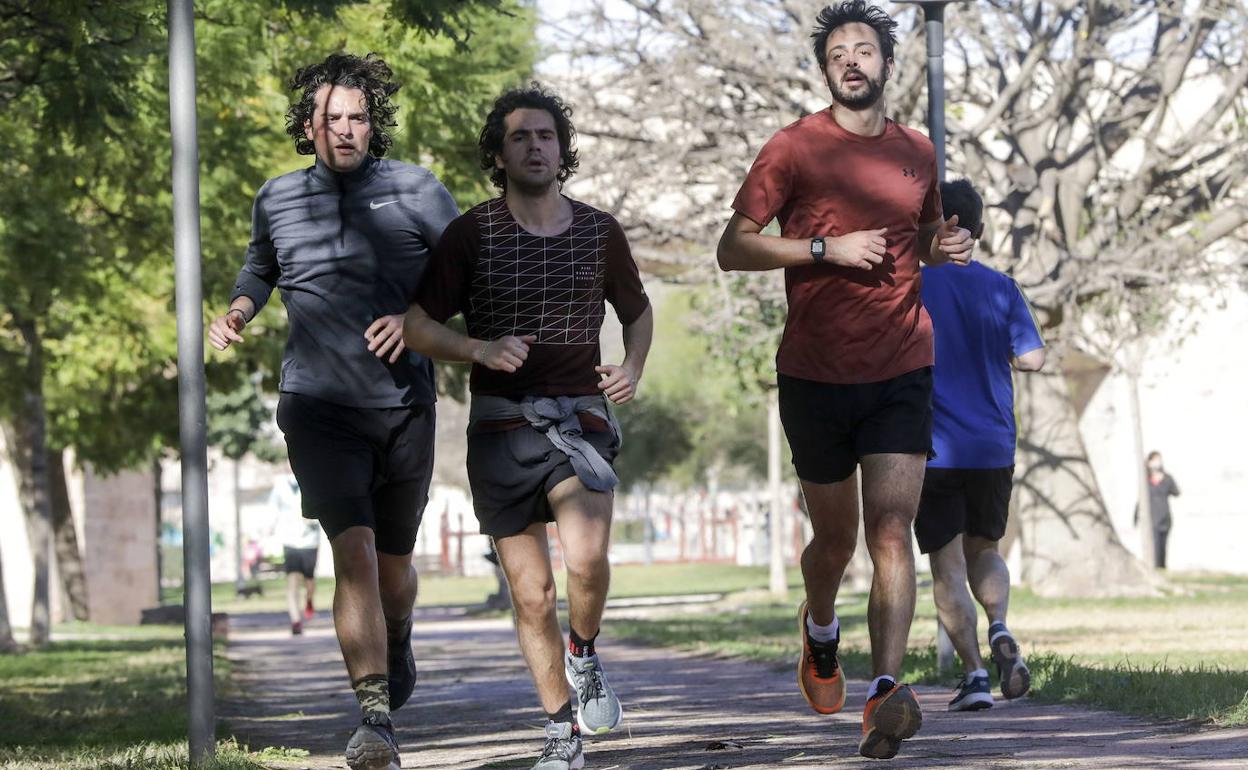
0 438 156 631
1081 291 1248 573
80 467 159 624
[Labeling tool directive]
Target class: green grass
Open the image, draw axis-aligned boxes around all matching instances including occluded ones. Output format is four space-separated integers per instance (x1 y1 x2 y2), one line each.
0 741 275 770
0 633 283 769
610 572 1248 726
160 563 806 615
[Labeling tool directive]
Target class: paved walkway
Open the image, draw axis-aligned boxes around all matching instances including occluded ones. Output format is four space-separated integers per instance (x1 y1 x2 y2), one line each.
221 608 1248 769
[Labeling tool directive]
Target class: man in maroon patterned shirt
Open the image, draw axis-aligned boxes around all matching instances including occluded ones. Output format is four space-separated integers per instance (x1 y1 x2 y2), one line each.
404 85 652 770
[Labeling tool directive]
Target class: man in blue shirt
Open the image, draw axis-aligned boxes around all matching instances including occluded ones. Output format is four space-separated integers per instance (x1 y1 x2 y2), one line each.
916 179 1045 712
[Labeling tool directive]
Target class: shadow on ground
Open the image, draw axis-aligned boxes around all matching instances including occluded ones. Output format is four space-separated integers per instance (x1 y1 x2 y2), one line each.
222 607 1248 769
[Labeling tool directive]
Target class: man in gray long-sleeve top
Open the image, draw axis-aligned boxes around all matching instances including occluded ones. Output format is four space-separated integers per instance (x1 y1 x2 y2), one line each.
208 52 457 770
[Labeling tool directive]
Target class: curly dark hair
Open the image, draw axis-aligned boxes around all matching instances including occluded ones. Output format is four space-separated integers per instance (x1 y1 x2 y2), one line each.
479 83 580 191
285 52 400 158
811 1 899 71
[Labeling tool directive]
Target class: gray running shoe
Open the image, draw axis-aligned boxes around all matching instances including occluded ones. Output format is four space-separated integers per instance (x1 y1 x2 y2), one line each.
564 651 622 734
345 713 401 770
532 721 584 770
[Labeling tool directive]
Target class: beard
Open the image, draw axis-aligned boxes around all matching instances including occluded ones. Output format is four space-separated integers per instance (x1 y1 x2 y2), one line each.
828 70 886 110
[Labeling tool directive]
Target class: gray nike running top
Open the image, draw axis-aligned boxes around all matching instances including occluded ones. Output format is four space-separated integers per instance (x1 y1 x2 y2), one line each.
231 155 458 408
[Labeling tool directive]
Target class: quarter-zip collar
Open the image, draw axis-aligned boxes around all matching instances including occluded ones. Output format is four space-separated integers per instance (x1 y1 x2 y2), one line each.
310 154 378 188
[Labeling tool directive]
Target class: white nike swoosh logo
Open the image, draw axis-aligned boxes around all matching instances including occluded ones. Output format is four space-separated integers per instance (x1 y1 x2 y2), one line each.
370 200 398 210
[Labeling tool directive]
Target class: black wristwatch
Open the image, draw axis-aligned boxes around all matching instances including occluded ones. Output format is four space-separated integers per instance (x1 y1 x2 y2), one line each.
810 237 826 262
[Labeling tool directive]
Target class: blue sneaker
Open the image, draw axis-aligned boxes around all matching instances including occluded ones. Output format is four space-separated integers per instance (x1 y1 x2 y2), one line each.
948 673 994 711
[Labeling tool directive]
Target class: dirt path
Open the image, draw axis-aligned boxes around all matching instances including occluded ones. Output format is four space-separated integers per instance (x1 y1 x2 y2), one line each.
222 608 1248 769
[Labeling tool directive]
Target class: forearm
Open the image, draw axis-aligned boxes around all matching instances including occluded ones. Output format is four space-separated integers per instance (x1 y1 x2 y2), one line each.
917 224 947 266
620 305 654 378
226 296 257 322
403 308 484 364
717 229 814 272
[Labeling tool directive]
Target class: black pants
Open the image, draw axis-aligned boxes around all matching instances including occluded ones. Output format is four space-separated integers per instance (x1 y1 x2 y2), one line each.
1153 528 1169 569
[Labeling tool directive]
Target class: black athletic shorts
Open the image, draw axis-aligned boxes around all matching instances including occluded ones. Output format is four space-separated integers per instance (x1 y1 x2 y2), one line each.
914 466 1014 554
466 424 619 539
778 367 933 484
276 393 435 555
282 546 318 578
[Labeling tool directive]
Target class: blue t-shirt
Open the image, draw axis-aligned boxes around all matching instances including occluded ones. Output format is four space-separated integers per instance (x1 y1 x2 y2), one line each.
921 262 1044 469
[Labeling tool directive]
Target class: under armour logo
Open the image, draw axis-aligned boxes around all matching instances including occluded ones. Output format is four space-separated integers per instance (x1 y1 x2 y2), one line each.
902 167 916 178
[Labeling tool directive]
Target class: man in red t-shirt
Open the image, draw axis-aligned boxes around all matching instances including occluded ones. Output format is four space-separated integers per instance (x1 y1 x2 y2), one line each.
717 1 972 760
404 85 652 770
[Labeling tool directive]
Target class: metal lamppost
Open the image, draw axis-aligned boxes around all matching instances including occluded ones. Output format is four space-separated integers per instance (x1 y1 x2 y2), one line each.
895 0 972 673
895 0 972 181
168 0 215 762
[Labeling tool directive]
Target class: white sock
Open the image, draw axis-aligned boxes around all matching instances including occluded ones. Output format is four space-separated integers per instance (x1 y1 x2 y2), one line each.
867 675 896 700
805 613 840 643
967 667 988 681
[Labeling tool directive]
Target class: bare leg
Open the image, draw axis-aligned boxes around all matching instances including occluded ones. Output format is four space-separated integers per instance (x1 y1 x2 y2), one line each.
964 535 1010 625
549 476 613 641
305 575 317 612
929 535 984 674
377 551 418 629
799 474 861 627
496 522 568 714
329 526 386 682
860 453 926 679
287 572 301 625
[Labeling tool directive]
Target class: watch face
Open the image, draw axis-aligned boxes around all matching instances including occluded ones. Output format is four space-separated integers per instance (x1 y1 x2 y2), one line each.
812 239 825 255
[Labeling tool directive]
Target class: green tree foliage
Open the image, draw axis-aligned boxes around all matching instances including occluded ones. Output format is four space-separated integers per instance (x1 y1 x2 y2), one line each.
613 289 768 490
0 0 533 642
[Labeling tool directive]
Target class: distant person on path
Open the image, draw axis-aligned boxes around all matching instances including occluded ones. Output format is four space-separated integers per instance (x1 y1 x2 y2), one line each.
272 474 320 635
914 178 1045 712
207 52 458 770
1136 451 1180 569
404 84 652 770
717 1 972 759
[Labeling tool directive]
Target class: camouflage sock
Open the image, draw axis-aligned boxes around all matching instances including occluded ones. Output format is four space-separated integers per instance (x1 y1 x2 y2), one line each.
352 674 391 719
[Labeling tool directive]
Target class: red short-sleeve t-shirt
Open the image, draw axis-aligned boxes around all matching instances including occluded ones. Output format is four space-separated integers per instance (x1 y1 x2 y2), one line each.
732 111 942 385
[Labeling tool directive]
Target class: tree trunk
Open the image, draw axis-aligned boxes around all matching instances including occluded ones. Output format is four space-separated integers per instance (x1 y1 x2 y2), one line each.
9 319 53 646
153 457 164 604
0 537 18 652
48 448 89 621
1013 356 1156 597
767 389 787 595
233 458 244 587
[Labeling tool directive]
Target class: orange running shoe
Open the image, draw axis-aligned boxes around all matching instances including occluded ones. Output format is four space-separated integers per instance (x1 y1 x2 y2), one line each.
859 680 923 760
796 601 846 714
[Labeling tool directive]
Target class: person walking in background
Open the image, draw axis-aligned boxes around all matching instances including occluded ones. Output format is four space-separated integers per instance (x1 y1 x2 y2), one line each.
207 52 458 770
272 474 321 635
915 179 1044 712
1137 451 1180 569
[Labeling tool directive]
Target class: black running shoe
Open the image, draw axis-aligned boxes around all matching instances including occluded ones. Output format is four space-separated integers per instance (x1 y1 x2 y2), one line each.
387 614 416 711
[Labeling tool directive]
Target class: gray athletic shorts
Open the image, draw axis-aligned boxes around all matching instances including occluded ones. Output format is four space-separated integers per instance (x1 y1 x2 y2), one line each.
466 424 619 539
